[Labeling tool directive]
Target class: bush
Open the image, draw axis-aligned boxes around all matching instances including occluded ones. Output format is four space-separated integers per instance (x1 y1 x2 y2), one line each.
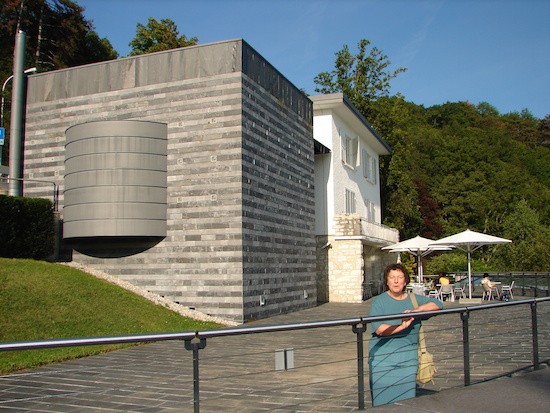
0 195 55 259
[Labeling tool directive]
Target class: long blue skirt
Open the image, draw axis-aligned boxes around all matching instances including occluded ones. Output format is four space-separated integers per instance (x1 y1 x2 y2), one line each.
369 340 418 406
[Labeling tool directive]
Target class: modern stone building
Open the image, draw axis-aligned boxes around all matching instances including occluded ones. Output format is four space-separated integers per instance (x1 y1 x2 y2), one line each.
22 39 317 323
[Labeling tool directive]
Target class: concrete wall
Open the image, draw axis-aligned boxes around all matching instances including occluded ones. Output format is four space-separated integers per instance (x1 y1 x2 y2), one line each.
22 39 316 323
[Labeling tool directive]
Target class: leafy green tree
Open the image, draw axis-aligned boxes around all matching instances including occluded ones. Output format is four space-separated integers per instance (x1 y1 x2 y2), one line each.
314 38 406 118
425 252 493 275
539 114 550 147
493 200 550 271
0 0 117 164
128 17 198 56
501 109 540 148
0 0 117 73
476 101 500 117
383 142 422 238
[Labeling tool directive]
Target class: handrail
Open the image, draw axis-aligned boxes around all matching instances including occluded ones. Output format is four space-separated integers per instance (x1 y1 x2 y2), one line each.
0 175 59 211
2 297 548 350
1 296 548 413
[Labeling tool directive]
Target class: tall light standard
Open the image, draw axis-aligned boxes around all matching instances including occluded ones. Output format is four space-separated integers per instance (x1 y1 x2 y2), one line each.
0 66 37 165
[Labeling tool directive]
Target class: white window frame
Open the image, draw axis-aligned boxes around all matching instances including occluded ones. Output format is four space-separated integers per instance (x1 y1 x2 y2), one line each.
364 198 376 223
345 188 356 214
341 132 358 169
362 149 377 184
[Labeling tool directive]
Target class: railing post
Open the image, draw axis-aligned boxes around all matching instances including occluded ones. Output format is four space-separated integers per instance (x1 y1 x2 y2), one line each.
184 337 207 413
530 301 540 370
460 310 471 386
352 321 367 410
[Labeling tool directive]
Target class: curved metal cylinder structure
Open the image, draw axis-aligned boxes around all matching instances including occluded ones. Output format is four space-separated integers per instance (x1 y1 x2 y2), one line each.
63 120 167 255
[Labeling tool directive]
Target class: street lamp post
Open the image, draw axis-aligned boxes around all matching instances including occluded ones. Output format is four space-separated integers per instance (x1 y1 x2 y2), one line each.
0 67 37 165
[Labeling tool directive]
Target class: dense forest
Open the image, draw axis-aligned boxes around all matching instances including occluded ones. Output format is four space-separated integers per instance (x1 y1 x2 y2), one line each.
1 1 549 272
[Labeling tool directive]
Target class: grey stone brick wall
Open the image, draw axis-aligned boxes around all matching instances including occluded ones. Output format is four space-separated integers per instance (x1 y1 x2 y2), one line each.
21 39 316 323
241 76 316 320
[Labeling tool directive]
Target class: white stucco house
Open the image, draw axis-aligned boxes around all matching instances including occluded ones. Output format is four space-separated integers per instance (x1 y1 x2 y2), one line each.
311 93 399 303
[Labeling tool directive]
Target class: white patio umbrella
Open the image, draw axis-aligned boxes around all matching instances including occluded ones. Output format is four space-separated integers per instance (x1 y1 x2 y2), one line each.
382 235 453 283
429 229 512 299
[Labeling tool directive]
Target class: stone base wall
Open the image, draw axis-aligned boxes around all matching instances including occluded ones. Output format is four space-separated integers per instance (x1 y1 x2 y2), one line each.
327 237 364 303
316 214 397 303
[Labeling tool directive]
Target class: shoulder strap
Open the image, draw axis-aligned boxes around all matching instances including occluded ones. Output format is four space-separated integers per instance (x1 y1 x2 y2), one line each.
409 292 419 309
409 293 427 352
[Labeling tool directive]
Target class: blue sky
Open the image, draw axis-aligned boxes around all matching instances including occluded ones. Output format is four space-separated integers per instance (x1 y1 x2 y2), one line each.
77 0 549 119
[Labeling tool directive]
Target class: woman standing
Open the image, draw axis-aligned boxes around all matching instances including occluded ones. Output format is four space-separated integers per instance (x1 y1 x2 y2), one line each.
368 263 443 406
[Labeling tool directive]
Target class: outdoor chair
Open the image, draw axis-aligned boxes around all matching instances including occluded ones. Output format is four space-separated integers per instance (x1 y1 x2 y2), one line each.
439 284 454 301
482 283 499 300
500 281 515 300
428 290 439 298
453 285 466 300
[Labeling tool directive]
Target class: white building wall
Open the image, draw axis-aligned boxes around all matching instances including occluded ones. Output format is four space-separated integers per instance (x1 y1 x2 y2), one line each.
330 115 383 228
313 113 334 234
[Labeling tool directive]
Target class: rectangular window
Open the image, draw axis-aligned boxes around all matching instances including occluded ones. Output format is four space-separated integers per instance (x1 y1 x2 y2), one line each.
341 132 358 168
345 188 356 214
364 198 376 222
362 149 377 184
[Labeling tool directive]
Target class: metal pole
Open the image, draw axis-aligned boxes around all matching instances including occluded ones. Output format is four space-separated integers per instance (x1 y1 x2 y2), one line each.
467 250 472 299
8 30 26 196
1 75 15 129
461 310 471 386
184 338 207 413
530 302 539 370
1 67 35 127
352 321 367 410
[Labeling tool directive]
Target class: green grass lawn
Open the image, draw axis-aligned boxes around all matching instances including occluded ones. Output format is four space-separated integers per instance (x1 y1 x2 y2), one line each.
0 258 223 374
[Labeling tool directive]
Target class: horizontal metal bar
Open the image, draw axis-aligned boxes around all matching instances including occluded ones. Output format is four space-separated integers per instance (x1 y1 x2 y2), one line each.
0 331 198 351
1 297 548 352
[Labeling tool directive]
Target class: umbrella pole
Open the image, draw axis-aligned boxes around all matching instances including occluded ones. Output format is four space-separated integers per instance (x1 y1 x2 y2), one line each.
417 255 422 283
468 250 472 299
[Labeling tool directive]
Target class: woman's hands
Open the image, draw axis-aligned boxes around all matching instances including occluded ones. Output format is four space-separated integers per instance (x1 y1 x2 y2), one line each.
409 302 441 312
374 301 441 337
375 315 414 336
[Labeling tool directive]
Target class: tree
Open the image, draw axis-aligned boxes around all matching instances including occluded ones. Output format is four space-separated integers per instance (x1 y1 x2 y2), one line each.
0 0 118 164
539 114 550 147
128 18 198 56
493 200 550 271
414 178 443 239
0 0 117 73
314 39 406 117
383 142 422 239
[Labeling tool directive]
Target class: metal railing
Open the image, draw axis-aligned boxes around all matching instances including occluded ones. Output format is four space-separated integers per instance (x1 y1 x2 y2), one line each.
1 297 549 412
447 272 550 297
0 175 59 211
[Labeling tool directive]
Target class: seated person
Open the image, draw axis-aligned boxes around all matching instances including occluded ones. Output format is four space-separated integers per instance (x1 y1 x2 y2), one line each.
481 273 494 288
438 272 450 285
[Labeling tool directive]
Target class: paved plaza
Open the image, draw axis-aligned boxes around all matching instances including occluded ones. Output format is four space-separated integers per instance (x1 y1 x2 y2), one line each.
1 298 549 412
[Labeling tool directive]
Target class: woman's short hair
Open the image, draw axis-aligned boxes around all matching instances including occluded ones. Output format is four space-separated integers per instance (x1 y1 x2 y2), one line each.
383 263 411 286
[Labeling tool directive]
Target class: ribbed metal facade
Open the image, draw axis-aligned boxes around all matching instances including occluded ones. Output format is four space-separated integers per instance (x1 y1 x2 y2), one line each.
64 120 167 238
